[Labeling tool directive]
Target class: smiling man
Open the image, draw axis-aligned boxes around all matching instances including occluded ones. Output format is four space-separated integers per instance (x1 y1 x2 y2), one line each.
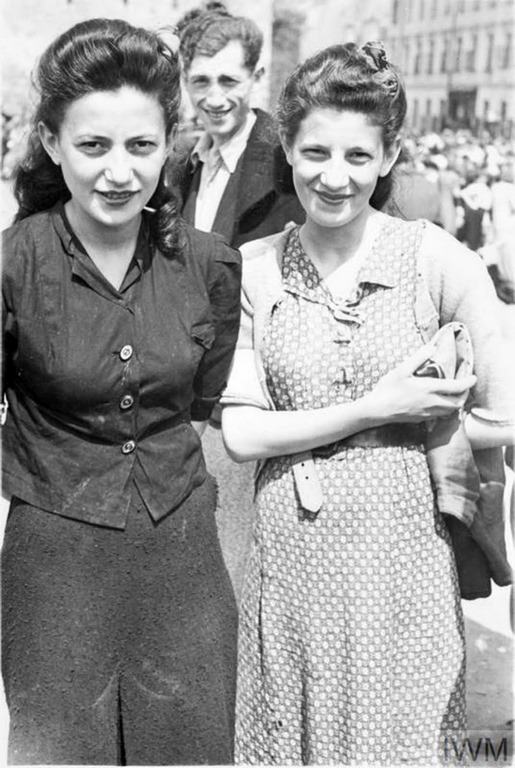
176 3 303 247
174 4 303 605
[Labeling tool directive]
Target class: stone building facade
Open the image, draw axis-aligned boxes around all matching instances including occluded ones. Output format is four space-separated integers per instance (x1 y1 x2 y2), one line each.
268 0 392 110
386 0 515 135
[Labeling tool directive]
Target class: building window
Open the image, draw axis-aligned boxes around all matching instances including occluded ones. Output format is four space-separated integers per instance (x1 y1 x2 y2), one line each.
404 42 411 74
440 37 448 72
392 0 400 23
420 0 425 18
500 100 507 121
466 34 477 71
426 98 432 115
501 32 512 69
414 39 422 74
483 99 489 118
431 0 438 16
485 32 494 72
427 38 435 73
413 98 419 127
455 36 462 71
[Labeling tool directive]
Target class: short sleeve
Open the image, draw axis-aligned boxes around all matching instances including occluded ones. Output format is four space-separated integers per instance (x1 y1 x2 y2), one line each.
190 240 242 421
220 281 270 410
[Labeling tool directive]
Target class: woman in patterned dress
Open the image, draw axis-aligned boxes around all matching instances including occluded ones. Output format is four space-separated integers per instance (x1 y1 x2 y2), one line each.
221 43 514 765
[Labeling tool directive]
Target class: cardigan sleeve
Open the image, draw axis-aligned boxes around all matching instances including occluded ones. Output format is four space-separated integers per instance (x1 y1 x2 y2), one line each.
419 221 515 424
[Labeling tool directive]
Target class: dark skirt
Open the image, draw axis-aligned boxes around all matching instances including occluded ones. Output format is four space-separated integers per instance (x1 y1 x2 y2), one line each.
1 476 237 765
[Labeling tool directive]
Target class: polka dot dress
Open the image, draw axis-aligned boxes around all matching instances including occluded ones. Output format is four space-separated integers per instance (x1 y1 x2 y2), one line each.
235 221 466 765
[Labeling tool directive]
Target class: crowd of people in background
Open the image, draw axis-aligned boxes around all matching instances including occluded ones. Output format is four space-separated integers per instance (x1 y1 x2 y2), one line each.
387 128 515 302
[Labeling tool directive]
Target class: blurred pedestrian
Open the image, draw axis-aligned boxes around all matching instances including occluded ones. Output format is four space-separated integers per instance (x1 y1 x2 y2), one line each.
458 167 492 251
221 42 514 764
1 18 241 765
488 158 515 303
386 147 441 221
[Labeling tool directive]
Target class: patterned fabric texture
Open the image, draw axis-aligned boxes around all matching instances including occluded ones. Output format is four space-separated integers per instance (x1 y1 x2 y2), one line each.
235 222 466 765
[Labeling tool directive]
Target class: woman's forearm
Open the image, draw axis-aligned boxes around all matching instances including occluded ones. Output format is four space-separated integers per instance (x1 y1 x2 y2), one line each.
464 412 515 450
221 400 379 462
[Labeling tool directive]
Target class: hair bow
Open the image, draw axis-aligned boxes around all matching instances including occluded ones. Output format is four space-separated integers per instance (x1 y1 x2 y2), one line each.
361 41 389 71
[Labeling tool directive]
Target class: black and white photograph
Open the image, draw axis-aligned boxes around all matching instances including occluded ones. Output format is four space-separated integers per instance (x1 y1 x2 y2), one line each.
0 0 514 765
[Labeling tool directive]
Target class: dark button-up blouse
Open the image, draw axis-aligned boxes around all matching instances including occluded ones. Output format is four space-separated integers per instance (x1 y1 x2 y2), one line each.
1 204 241 528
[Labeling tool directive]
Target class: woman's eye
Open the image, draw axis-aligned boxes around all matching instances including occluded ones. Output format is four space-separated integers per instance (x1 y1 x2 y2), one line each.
131 141 156 154
303 148 326 158
79 141 104 154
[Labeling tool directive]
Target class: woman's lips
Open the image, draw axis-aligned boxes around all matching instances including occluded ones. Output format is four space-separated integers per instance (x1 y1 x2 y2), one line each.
96 190 138 203
316 189 352 205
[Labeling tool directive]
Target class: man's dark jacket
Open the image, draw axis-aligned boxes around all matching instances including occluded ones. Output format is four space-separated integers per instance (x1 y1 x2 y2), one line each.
173 108 304 248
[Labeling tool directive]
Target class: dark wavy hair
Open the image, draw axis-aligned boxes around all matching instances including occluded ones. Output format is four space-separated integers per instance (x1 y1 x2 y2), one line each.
14 18 182 256
177 2 263 72
277 42 407 210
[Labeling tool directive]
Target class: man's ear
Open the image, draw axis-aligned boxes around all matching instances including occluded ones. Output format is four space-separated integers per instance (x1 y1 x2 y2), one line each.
279 130 293 165
166 123 178 155
253 65 265 84
38 122 61 166
380 136 402 177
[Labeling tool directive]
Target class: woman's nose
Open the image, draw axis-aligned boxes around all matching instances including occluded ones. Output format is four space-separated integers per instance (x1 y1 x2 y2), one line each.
320 162 350 189
104 152 134 185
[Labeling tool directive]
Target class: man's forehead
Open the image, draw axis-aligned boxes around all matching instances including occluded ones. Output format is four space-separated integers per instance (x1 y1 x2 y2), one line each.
186 39 251 77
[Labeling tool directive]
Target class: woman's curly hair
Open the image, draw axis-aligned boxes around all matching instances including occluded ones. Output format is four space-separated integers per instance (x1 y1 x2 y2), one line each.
14 17 183 256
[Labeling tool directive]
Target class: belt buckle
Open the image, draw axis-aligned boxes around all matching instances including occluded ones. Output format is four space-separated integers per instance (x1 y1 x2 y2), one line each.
291 451 323 516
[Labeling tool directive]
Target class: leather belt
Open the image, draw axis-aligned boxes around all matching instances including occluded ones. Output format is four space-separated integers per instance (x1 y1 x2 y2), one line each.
315 423 425 454
291 424 425 514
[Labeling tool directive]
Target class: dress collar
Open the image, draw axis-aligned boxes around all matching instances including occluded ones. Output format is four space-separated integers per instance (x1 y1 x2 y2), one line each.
51 201 151 298
282 217 401 302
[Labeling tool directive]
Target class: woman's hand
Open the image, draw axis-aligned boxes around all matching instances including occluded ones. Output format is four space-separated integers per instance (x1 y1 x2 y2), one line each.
364 346 477 425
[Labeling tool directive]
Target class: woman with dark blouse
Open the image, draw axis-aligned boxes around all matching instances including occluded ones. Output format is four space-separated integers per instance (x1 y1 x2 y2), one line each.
1 19 241 765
